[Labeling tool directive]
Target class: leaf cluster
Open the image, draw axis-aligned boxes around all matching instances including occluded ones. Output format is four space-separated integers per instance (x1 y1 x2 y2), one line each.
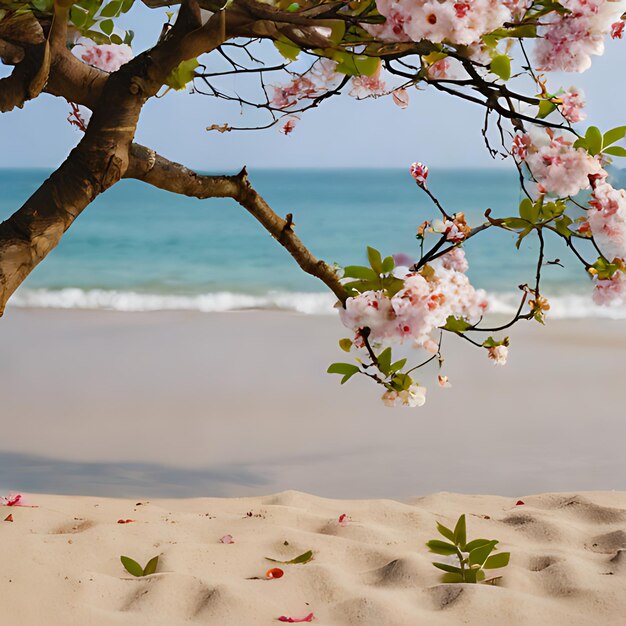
427 514 510 584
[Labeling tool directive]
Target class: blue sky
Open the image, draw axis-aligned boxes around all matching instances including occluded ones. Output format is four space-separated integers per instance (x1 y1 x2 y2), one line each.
1 4 625 170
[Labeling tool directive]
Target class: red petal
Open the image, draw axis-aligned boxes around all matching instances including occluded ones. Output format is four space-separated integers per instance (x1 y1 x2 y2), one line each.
277 613 314 623
266 567 284 579
4 514 13 522
516 500 525 506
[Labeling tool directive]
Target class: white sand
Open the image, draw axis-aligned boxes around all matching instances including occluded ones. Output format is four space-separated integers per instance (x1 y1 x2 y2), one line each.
2 490 626 625
1 309 626 497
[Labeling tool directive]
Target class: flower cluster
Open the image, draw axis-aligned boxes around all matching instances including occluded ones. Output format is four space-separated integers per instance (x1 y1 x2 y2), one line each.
588 178 626 262
72 41 133 72
367 0 513 45
522 128 602 197
339 248 488 353
534 0 626 72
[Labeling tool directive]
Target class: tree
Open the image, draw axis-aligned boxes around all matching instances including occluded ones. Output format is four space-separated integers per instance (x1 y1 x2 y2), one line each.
1 0 625 406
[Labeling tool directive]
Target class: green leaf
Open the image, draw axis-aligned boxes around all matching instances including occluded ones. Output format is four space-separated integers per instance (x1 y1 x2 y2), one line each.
443 315 472 333
469 541 498 566
333 51 379 77
585 126 603 156
377 347 392 375
603 146 626 158
70 5 88 27
453 514 466 549
120 556 144 577
381 255 395 274
266 550 314 565
367 246 383 274
490 54 511 81
339 338 352 353
433 562 463 574
441 572 464 583
603 126 626 148
100 1 122 17
327 362 359 384
483 552 510 569
274 38 300 61
436 522 455 542
100 18 114 35
390 358 407 373
464 538 494 552
518 198 538 222
426 540 458 556
31 0 54 11
502 217 531 230
143 555 159 576
165 58 199 90
554 215 573 239
537 99 556 119
342 266 380 281
328 20 346 45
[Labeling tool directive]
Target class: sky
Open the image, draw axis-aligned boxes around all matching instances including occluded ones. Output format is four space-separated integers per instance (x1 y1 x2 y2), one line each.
1 4 625 171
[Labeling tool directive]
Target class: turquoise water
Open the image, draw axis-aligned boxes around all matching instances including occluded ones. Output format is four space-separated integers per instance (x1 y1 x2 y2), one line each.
0 167 613 315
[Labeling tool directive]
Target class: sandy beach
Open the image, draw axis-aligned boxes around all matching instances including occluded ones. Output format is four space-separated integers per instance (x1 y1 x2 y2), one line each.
2 489 626 625
1 309 626 623
1 308 626 497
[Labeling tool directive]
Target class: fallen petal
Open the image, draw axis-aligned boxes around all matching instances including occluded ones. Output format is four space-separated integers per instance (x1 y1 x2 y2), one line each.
117 519 135 524
4 514 13 522
220 534 235 544
338 514 349 526
516 500 525 506
266 567 284 579
277 613 314 623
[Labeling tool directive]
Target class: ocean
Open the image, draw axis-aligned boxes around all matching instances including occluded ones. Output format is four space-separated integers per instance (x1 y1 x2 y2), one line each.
1 167 624 319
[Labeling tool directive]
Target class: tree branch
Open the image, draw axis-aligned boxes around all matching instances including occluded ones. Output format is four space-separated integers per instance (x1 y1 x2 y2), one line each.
125 144 348 303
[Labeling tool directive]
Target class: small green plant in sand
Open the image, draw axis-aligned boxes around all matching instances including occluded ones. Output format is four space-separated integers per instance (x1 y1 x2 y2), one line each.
120 555 159 577
426 514 510 584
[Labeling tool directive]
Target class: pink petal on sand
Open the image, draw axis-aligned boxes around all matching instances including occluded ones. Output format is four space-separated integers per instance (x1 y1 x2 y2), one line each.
2 493 36 507
117 519 135 524
516 500 525 506
220 534 235 544
277 613 314 623
338 514 349 526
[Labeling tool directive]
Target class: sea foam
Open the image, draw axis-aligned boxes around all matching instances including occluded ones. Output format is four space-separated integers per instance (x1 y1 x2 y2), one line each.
9 288 626 319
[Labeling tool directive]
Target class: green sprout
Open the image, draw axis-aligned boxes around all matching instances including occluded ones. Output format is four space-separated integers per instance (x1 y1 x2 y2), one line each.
120 554 159 577
426 514 510 583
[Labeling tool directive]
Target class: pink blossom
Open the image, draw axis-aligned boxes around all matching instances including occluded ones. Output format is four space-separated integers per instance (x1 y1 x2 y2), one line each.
279 116 299 135
73 41 133 73
426 58 450 80
392 88 410 109
438 375 452 388
487 345 508 365
559 87 587 123
525 128 602 197
534 0 625 72
511 133 531 161
338 513 350 526
367 0 512 46
349 65 386 99
219 534 235 544
592 271 626 304
410 162 429 185
611 20 625 38
587 180 626 260
2 493 29 507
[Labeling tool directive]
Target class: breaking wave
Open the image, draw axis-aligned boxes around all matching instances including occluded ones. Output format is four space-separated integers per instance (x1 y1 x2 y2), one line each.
9 287 626 319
